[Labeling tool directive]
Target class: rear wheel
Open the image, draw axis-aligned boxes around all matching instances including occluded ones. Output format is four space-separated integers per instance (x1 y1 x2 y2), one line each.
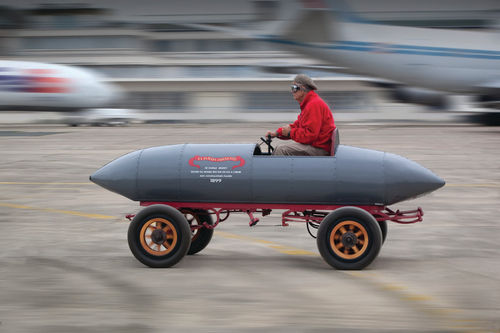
128 205 191 268
317 207 383 270
378 220 388 244
181 209 214 255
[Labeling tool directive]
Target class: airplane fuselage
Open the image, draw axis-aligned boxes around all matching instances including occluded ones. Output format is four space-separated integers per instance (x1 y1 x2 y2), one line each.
267 18 500 95
0 60 121 111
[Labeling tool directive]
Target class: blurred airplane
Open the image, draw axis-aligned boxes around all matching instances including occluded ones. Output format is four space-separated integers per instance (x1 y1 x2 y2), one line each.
0 60 122 112
191 0 500 112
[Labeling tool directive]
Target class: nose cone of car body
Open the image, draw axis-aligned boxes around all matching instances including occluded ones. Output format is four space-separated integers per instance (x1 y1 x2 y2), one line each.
90 150 141 200
383 152 445 205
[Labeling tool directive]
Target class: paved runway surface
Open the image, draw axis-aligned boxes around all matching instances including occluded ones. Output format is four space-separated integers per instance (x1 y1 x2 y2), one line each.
0 123 499 332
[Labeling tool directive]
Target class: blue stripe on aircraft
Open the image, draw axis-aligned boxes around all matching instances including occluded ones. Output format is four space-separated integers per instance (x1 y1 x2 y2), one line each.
333 44 500 60
336 40 500 56
258 35 500 60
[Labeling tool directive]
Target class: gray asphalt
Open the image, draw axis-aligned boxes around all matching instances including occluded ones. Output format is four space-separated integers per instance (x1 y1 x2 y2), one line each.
0 123 499 332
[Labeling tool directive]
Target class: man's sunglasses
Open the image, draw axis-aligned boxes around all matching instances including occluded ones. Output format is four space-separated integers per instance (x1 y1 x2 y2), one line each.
290 84 301 93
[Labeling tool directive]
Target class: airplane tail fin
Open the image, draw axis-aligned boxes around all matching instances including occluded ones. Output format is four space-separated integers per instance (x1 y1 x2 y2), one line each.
279 8 335 43
320 0 368 23
278 0 367 44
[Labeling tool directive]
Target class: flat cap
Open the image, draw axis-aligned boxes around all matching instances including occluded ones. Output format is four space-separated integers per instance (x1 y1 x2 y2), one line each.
294 74 318 91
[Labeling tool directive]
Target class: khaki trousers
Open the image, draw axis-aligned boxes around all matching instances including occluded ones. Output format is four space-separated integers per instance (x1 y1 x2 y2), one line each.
274 141 329 156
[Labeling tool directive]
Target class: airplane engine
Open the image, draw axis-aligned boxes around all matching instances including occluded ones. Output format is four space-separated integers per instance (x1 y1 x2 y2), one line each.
390 87 448 109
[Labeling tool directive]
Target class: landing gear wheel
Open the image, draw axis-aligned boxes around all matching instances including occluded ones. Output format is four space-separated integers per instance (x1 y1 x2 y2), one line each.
128 205 191 268
317 207 383 270
181 209 214 255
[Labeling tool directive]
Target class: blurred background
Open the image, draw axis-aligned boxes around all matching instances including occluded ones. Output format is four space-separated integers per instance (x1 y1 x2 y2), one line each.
1 0 500 125
1 3 500 331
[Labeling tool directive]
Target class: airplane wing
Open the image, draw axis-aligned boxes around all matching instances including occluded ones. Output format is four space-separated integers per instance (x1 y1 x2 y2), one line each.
477 79 500 92
474 80 500 108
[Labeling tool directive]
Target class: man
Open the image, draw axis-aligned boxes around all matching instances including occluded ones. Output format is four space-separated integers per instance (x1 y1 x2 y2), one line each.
266 74 335 156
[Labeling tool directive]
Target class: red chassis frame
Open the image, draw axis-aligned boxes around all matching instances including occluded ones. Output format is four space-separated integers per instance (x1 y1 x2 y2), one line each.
126 202 423 231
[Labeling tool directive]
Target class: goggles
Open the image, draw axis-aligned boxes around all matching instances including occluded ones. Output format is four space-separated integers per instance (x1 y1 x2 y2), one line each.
290 84 301 93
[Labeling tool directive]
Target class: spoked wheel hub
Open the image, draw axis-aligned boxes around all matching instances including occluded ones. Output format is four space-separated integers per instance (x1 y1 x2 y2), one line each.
151 229 167 244
139 218 178 256
341 231 358 249
330 220 368 260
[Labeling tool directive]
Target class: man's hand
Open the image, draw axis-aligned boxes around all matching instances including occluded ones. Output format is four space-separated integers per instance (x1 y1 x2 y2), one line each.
265 130 277 138
281 125 291 137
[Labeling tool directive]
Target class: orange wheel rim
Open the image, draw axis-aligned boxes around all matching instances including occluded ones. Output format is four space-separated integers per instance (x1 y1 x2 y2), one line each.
182 210 201 242
330 220 369 260
140 218 178 256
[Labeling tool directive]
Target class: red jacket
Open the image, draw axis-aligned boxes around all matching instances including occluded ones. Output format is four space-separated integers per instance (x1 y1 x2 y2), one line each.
277 91 335 153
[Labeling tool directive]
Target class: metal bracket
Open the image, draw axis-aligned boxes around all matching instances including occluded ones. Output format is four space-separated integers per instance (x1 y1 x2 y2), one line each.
247 211 260 226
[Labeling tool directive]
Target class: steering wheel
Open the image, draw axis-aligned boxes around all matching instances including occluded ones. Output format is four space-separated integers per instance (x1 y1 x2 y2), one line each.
260 135 275 154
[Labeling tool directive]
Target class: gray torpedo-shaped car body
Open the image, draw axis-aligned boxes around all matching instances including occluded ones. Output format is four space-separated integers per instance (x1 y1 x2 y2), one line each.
91 131 445 270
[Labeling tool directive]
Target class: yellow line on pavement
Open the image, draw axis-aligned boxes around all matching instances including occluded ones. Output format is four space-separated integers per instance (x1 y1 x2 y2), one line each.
0 201 488 331
0 202 115 220
216 231 484 331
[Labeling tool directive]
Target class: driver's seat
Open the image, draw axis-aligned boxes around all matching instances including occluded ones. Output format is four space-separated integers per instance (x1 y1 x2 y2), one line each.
330 128 339 156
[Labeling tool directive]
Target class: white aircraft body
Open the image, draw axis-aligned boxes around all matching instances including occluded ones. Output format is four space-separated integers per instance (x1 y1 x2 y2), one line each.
195 0 500 109
268 2 500 108
0 60 121 111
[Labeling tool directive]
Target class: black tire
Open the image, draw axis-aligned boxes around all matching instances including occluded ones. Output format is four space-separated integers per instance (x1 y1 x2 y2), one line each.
181 209 214 255
317 207 383 270
128 205 191 268
378 220 388 244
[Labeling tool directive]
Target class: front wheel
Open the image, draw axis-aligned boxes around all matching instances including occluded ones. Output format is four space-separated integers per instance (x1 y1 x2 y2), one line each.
128 205 191 268
317 207 383 270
